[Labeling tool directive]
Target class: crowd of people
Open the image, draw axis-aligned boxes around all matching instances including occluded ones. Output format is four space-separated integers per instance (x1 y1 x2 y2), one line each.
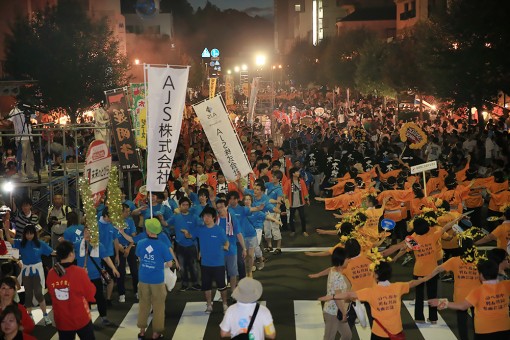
0 88 508 339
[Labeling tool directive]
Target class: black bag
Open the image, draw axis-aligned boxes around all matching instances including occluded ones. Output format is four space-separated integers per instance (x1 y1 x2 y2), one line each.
231 303 260 340
86 247 113 286
336 308 343 321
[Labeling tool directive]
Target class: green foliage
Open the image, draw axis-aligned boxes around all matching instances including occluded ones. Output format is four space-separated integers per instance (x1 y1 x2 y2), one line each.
4 0 130 119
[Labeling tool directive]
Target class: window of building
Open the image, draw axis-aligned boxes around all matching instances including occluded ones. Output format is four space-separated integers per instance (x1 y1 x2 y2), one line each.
295 4 301 12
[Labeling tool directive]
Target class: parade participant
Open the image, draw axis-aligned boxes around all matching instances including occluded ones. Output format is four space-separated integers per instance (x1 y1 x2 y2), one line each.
321 247 352 340
181 206 229 313
318 261 431 340
61 211 84 244
475 206 510 250
132 192 173 230
430 260 510 339
2 224 53 325
241 194 267 273
284 167 310 236
484 188 510 232
209 171 239 196
97 208 120 306
385 217 456 324
169 197 201 291
434 175 472 213
47 241 96 339
428 237 481 340
315 182 362 213
227 191 263 277
0 304 36 340
116 204 138 302
74 226 119 326
484 171 508 229
426 169 445 196
216 199 246 293
136 218 173 340
220 277 276 340
0 277 34 335
264 170 284 253
189 188 212 217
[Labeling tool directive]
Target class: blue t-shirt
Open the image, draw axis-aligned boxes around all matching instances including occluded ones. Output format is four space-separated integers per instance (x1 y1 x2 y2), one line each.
189 203 210 218
133 231 172 249
228 205 255 238
169 213 201 247
98 218 116 257
142 204 173 221
74 241 108 280
63 224 85 244
193 225 228 267
117 218 137 247
246 211 266 230
14 239 53 270
136 237 173 284
265 183 283 201
244 189 275 213
217 215 240 255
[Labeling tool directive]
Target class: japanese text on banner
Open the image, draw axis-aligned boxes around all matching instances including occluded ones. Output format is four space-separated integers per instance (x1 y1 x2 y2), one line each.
146 66 190 192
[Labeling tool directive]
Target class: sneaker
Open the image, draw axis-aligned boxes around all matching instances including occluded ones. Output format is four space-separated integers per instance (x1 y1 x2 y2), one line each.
252 265 257 272
256 261 265 270
441 275 453 282
274 248 282 255
223 304 228 313
303 232 309 237
101 317 113 326
264 247 273 253
205 305 213 314
43 315 52 326
180 285 189 292
119 295 126 303
190 284 202 291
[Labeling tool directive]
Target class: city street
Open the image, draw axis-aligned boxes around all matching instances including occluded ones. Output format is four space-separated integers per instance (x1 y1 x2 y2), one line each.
32 202 462 340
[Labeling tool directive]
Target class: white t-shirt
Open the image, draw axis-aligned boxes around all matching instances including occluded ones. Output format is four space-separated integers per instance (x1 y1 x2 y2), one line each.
8 107 32 141
220 302 275 340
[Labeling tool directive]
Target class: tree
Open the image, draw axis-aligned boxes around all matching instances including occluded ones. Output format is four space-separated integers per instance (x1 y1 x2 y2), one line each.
4 0 130 121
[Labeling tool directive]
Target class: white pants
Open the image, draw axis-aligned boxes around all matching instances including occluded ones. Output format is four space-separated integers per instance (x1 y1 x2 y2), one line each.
254 229 263 258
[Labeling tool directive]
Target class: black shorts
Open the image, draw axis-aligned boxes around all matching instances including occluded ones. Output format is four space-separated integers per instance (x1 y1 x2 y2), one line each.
201 266 226 291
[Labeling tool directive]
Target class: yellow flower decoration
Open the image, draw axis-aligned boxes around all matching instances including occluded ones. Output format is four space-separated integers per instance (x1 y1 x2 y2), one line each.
399 122 427 149
350 127 367 143
366 247 392 271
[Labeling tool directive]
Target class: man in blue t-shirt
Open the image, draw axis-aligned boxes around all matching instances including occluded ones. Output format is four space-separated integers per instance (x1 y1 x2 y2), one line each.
136 218 173 339
98 207 120 306
182 206 229 314
116 204 138 302
168 197 202 291
215 199 246 294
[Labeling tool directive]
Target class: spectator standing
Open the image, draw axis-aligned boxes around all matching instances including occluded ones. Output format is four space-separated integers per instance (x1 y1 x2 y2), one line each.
136 218 173 339
0 277 34 335
220 277 276 340
0 304 36 340
47 241 96 339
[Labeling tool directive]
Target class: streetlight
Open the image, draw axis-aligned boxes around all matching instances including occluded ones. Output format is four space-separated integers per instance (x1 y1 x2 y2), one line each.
134 58 140 65
255 54 266 69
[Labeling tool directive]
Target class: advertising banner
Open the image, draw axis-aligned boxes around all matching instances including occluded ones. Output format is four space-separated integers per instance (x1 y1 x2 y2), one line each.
193 96 252 180
130 83 147 148
84 140 112 206
225 74 234 106
146 65 190 192
106 91 140 171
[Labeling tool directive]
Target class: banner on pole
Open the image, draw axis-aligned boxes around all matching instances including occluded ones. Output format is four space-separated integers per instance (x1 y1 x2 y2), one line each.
106 91 140 171
248 77 260 124
193 96 252 180
130 83 147 149
209 77 217 99
84 140 112 206
146 65 190 192
225 74 234 106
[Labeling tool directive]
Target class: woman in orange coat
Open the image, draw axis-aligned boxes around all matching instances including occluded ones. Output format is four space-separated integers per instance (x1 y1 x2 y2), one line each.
284 167 310 236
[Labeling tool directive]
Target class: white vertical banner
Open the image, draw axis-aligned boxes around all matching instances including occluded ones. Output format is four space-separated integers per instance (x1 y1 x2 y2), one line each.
193 96 252 180
248 77 260 125
146 65 190 192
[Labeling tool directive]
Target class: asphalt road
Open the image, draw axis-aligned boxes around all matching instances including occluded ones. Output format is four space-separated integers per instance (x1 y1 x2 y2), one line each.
32 201 465 340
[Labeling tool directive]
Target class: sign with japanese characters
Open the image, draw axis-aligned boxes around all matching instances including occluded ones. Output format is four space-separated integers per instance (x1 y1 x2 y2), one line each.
84 140 112 206
225 74 234 106
106 91 140 171
193 96 252 180
146 65 190 192
130 83 147 148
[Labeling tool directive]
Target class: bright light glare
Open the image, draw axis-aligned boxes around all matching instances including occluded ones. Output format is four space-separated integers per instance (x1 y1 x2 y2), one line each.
2 181 14 193
255 55 266 66
234 66 240 72
241 64 248 71
134 59 140 65
227 70 231 74
431 105 437 110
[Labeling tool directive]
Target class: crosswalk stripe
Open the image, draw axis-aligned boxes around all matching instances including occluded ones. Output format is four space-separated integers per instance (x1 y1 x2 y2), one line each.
50 310 100 340
112 303 151 339
403 300 457 340
294 300 324 339
173 302 211 339
354 306 372 340
281 247 330 252
31 307 52 325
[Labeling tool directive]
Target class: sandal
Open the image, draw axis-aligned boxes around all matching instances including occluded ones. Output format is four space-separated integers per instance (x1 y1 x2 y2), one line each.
274 248 282 255
264 247 273 253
